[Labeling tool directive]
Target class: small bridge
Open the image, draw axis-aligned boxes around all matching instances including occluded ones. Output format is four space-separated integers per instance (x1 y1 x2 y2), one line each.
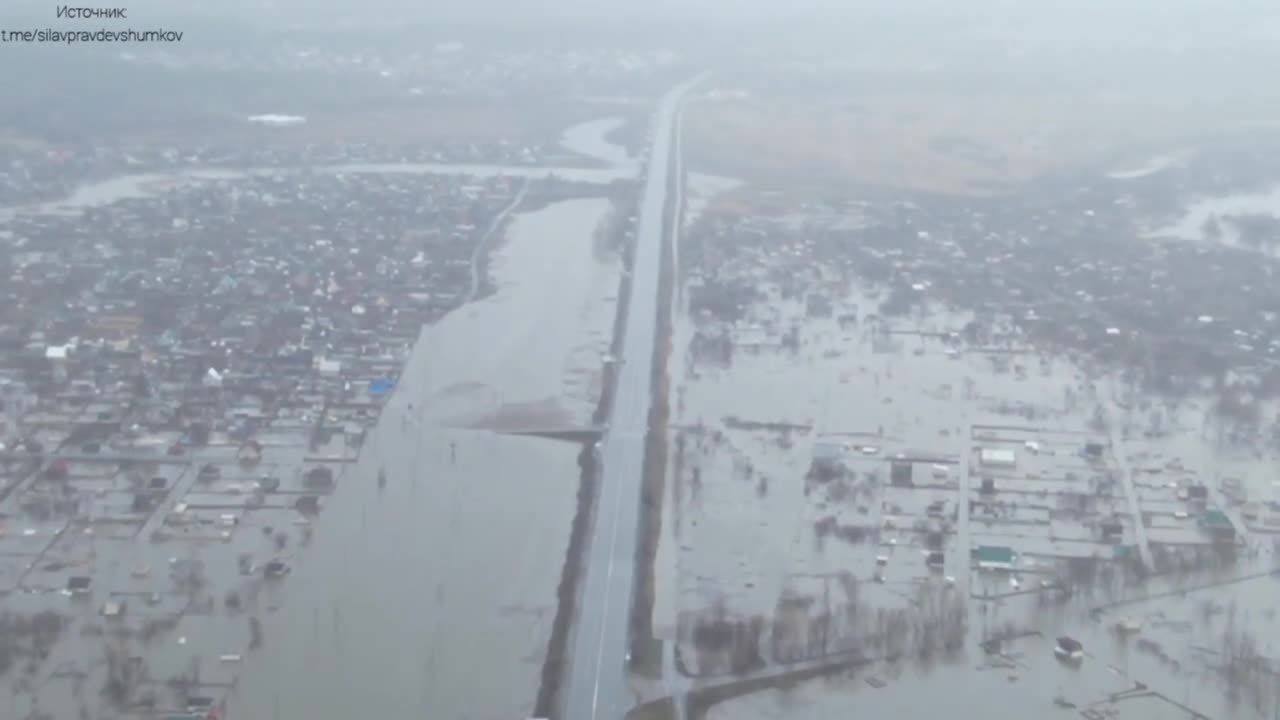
494 426 605 444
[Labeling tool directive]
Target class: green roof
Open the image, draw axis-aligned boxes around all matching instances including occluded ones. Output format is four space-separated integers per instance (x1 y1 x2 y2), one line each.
974 546 1016 564
1200 510 1233 528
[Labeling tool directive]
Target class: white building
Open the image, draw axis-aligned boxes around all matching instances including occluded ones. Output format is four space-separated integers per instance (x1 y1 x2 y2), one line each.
979 448 1017 468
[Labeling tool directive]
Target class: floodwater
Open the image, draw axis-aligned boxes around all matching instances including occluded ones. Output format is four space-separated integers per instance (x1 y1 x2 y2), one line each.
220 120 628 718
561 116 636 169
1106 154 1186 180
225 195 620 719
0 118 631 718
0 116 636 223
645 178 1280 717
1146 184 1280 245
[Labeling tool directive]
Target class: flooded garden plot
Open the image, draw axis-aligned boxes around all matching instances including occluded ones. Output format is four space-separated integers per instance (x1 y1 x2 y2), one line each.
703 632 1202 720
0 438 321 719
1092 390 1276 574
648 169 1280 716
966 422 1138 599
1083 570 1280 720
656 280 1129 671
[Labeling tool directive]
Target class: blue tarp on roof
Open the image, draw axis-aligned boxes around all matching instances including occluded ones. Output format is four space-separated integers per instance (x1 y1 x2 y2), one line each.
368 377 396 396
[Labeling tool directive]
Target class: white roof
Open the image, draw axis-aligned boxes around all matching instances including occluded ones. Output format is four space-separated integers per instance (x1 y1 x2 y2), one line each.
979 448 1017 465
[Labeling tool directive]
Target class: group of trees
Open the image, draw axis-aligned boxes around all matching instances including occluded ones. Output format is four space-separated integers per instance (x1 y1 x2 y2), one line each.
684 582 969 678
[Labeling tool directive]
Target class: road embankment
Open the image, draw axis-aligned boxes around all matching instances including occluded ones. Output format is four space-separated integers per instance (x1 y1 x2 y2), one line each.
532 189 639 718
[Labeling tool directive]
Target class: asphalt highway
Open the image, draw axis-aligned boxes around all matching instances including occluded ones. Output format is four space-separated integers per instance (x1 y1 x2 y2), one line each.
562 74 705 720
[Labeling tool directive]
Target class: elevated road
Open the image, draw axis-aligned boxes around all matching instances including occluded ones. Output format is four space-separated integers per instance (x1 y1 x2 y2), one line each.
563 75 706 720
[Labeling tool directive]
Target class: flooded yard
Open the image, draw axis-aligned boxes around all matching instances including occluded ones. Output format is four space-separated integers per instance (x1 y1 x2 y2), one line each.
642 173 1280 719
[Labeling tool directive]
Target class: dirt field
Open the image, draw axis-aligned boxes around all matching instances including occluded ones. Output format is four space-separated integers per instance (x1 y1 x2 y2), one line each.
685 77 1280 196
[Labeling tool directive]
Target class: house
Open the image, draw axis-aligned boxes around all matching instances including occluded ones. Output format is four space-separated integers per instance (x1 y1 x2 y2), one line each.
197 463 221 483
1199 510 1236 541
890 460 913 486
812 439 843 465
46 459 70 480
304 466 334 489
237 440 263 465
974 545 1016 571
979 448 1016 468
317 358 341 377
66 575 92 595
1099 518 1124 540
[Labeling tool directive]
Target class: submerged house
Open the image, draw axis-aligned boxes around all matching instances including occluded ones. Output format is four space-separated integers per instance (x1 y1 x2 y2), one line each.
237 439 263 465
